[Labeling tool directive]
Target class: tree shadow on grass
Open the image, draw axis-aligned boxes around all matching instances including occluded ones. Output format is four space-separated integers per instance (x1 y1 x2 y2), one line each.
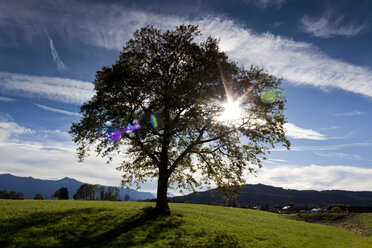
0 206 243 247
64 207 185 247
0 207 184 247
0 208 101 247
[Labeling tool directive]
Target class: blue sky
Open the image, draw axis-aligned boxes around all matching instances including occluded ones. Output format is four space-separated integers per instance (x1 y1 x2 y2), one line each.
1 0 372 194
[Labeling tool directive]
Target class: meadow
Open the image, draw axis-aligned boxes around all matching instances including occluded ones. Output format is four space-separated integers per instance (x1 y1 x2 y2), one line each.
1 200 372 248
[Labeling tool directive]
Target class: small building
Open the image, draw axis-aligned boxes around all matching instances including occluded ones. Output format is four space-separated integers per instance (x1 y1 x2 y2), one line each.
310 208 321 213
280 206 296 214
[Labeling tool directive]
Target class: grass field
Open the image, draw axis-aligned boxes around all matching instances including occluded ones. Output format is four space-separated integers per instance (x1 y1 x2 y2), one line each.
1 200 372 247
287 213 372 237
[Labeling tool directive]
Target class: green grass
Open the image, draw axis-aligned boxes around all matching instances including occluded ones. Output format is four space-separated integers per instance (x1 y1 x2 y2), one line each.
289 213 372 237
1 200 372 247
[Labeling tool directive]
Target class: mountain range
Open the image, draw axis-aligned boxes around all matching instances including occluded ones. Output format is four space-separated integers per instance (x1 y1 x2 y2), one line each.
172 184 372 207
0 174 154 200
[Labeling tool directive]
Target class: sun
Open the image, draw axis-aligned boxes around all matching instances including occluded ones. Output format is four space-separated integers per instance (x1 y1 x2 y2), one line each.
218 100 242 122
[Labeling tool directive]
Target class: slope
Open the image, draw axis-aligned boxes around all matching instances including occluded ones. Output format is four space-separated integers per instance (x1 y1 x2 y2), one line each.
1 200 372 247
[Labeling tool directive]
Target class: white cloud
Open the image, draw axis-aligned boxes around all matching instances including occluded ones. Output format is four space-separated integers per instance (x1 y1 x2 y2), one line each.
248 164 372 191
300 15 365 38
1 3 372 99
328 110 364 116
244 0 287 8
0 72 94 105
0 120 124 187
0 121 34 142
49 38 67 71
0 96 16 102
35 103 80 116
272 142 372 152
315 152 362 160
284 122 327 140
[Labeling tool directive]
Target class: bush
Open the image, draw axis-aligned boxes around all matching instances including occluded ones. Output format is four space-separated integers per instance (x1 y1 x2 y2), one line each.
52 187 69 200
34 193 44 200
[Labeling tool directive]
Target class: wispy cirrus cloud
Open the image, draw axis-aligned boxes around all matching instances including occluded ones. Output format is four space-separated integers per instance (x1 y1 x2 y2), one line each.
35 103 80 116
48 38 67 72
328 110 365 116
0 120 34 142
300 15 366 38
0 72 94 105
315 152 362 160
0 96 16 102
1 2 372 99
284 122 327 140
243 0 287 9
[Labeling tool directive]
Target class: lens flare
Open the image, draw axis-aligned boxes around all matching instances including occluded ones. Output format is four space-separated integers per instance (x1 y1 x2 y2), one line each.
109 130 122 141
261 88 279 104
150 114 158 128
107 123 141 141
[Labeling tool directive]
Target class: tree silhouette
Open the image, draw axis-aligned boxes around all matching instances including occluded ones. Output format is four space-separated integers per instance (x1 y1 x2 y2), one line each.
34 193 44 200
124 194 130 201
52 187 69 200
70 25 289 214
73 184 98 200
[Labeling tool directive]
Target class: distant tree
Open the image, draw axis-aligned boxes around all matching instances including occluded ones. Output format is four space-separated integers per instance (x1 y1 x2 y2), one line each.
260 203 269 211
15 192 24 200
34 193 44 200
73 184 98 200
104 187 120 201
70 25 290 215
232 201 240 208
9 191 17 199
99 186 105 200
124 194 130 202
0 189 9 199
52 187 69 200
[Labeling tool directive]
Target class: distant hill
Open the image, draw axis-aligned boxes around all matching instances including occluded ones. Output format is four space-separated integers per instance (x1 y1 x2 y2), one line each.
0 174 154 200
172 184 372 207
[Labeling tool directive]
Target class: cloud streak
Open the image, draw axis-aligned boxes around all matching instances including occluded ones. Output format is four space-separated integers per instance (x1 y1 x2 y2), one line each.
35 103 80 116
48 38 67 72
300 15 366 38
1 2 372 98
284 123 327 140
0 96 16 102
328 110 365 116
244 0 287 9
315 152 362 160
0 72 94 105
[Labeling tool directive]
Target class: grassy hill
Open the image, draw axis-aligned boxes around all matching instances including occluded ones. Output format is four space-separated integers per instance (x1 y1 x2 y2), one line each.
1 200 372 247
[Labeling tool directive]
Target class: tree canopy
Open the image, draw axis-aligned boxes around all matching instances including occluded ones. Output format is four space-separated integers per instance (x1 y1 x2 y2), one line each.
70 25 290 214
52 187 69 200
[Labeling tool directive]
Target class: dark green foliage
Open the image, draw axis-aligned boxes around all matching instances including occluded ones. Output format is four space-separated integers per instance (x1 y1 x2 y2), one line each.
104 187 120 201
73 184 98 200
70 25 290 214
98 186 121 201
1 189 24 200
0 189 9 199
52 187 69 200
15 192 24 200
124 194 130 201
33 193 44 200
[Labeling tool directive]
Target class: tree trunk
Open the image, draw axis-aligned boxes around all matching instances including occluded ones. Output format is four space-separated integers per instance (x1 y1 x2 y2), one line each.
155 169 170 215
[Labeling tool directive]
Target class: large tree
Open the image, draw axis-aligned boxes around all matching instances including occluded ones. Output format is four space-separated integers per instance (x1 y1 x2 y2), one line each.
70 25 290 214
